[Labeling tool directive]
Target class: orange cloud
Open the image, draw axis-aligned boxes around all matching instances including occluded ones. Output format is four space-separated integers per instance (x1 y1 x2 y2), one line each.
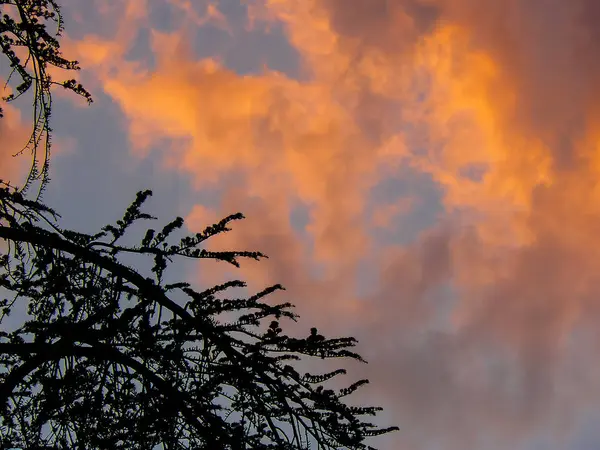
58 0 600 448
257 0 600 446
75 25 381 276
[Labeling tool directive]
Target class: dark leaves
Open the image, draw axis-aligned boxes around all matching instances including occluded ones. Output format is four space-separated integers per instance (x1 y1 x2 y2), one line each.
0 189 398 449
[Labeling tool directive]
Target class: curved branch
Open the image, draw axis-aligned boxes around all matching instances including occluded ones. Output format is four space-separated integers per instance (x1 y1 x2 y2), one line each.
0 224 190 318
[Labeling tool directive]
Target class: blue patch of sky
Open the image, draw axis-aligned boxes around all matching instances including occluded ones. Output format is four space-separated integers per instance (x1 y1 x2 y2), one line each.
114 0 305 80
288 200 314 266
123 25 156 70
219 22 302 79
193 1 302 79
60 0 119 40
289 201 311 235
148 0 180 33
366 165 444 247
458 161 489 183
560 411 600 450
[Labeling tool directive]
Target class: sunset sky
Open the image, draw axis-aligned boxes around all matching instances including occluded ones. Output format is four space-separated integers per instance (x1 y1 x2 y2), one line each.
3 0 600 448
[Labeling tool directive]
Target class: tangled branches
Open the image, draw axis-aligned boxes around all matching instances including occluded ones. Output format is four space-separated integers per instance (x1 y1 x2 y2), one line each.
0 187 398 449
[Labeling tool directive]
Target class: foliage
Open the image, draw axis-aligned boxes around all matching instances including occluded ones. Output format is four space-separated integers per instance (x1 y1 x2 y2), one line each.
0 187 398 449
0 0 92 194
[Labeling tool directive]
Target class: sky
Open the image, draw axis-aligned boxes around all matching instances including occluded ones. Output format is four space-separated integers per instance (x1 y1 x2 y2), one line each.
2 0 600 448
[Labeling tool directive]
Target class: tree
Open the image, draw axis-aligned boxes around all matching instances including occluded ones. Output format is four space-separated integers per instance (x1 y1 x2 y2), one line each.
0 1 398 449
0 188 398 449
1 0 92 195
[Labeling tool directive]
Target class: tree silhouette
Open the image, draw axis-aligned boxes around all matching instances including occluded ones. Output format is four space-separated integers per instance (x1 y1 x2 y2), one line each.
0 187 398 449
0 1 398 449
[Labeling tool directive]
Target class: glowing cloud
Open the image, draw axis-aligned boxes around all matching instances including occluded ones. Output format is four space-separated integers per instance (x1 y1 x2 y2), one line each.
54 0 600 448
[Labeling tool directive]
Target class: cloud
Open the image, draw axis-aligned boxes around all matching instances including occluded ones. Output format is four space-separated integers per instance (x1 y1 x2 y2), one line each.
256 0 600 447
57 0 600 448
77 24 383 274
